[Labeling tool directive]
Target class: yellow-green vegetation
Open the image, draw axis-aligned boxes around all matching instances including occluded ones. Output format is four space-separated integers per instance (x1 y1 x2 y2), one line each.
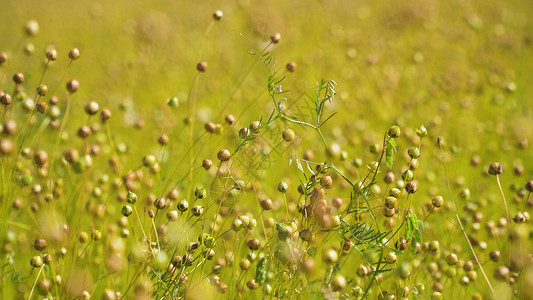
0 0 532 299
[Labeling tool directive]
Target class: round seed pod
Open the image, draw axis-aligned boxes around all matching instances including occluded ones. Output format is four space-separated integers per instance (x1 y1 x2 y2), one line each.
384 197 397 209
78 231 89 243
0 92 12 105
205 122 216 133
30 256 43 268
191 205 203 216
25 20 39 36
384 252 397 264
270 33 281 44
322 248 338 264
247 238 260 250
408 147 420 159
405 181 418 194
488 162 503 175
331 275 346 291
3 120 17 135
177 199 188 212
66 79 79 93
431 196 444 208
34 237 48 251
100 108 112 121
34 151 48 167
224 114 235 125
445 253 458 266
121 205 133 217
37 84 48 96
525 180 533 193
282 129 295 142
388 126 401 138
158 134 169 145
13 73 24 84
46 49 57 61
384 171 395 184
332 197 343 209
490 250 500 262
213 10 223 21
217 149 231 161
85 101 100 115
68 48 80 60
260 198 272 210
286 61 297 72
37 279 51 295
320 175 333 189
246 279 258 290
36 102 47 113
0 52 7 64
77 126 92 139
494 265 509 281
197 61 208 72
202 159 212 170
154 197 166 209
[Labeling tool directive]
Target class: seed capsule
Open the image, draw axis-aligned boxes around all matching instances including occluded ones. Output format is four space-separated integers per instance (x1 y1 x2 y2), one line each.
488 162 503 175
197 61 208 72
217 149 231 161
270 33 281 44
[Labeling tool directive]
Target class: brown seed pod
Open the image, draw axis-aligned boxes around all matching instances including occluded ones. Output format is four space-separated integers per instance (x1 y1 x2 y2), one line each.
68 48 80 60
13 72 24 84
77 126 92 139
202 159 213 170
158 134 169 145
0 92 12 105
85 101 100 115
100 108 112 122
405 181 418 194
213 10 223 21
36 102 47 113
270 33 281 44
260 198 273 210
0 52 7 64
34 151 48 167
246 238 260 251
286 61 297 72
46 49 57 61
224 114 235 125
217 149 231 162
205 122 216 133
34 237 48 251
37 84 48 96
197 61 208 72
488 162 503 175
66 79 79 93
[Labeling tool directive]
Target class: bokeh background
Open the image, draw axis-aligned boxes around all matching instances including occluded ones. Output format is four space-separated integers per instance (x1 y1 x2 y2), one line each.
1 0 533 298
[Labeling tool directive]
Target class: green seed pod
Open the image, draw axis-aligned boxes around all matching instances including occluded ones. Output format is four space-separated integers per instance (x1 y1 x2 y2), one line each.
398 262 411 279
352 158 363 168
177 199 188 212
402 170 414 181
282 129 295 142
369 143 381 154
385 196 398 209
388 126 401 138
195 186 207 199
255 256 268 285
384 252 397 264
331 274 347 291
276 222 293 241
121 205 133 217
126 191 137 204
278 181 288 193
167 97 179 108
143 155 156 168
431 196 444 208
416 125 427 138
408 147 420 159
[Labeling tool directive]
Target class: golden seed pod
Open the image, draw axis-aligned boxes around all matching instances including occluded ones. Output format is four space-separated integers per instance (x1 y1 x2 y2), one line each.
25 20 39 36
197 61 208 72
69 48 80 60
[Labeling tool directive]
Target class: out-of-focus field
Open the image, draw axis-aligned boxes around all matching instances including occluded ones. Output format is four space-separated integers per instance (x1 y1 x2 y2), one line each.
0 0 532 299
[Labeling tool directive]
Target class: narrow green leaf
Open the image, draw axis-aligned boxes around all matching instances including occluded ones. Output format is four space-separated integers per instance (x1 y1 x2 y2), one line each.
385 138 397 169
